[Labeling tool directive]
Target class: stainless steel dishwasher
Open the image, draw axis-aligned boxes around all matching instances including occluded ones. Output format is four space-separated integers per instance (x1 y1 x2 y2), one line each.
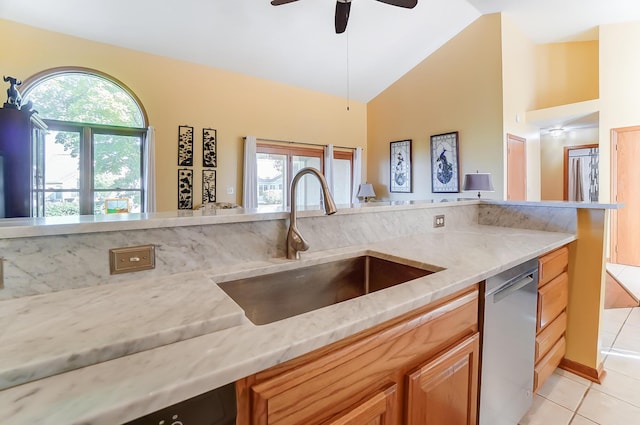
479 258 538 425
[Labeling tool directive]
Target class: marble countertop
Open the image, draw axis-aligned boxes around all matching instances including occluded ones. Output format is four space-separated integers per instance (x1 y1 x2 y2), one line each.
0 199 619 239
0 224 575 424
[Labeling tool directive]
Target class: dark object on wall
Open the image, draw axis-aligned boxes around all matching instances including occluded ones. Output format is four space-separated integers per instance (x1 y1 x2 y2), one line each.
178 168 193 210
203 128 217 167
124 382 236 425
203 169 216 203
390 139 412 193
3 76 23 110
178 125 194 166
0 156 4 218
430 131 460 193
0 108 47 218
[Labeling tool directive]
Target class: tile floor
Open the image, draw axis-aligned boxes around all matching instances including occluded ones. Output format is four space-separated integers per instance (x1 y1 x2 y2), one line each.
607 263 640 301
519 307 640 425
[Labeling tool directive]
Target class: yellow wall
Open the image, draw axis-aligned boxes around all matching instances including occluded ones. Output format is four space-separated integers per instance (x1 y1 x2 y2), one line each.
535 41 599 110
367 14 504 200
501 16 541 200
540 127 599 200
599 22 640 203
0 19 367 212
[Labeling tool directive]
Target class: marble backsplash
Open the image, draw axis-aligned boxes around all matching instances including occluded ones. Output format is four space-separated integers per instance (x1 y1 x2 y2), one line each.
478 203 577 233
0 204 478 300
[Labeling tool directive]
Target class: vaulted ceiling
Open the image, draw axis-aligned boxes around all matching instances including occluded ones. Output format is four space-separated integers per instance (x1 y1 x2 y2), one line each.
1 0 639 102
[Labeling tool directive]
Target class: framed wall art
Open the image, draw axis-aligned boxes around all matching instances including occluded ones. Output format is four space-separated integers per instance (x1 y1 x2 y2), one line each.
178 125 194 166
202 169 216 203
390 139 412 193
178 168 193 209
203 128 217 167
430 131 460 193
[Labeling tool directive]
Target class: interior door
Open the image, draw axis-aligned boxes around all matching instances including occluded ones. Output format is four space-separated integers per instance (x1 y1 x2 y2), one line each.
507 134 526 201
611 126 640 266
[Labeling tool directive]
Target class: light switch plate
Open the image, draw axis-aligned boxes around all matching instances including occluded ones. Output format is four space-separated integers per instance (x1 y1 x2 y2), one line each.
109 245 155 275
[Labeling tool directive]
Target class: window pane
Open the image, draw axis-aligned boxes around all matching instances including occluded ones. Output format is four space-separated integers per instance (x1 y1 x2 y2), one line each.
257 153 286 208
293 155 322 210
45 130 80 190
44 191 80 216
333 158 352 205
94 191 141 215
26 73 144 127
94 134 142 190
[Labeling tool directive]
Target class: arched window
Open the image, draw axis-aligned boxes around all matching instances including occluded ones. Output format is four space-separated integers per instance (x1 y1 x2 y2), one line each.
22 68 148 216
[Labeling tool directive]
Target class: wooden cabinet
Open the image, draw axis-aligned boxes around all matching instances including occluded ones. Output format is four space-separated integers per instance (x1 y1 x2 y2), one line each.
236 286 480 425
534 246 569 392
0 107 47 218
406 334 479 425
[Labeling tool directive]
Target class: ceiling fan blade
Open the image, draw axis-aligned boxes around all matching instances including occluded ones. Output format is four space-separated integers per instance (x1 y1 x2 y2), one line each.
374 0 417 8
271 0 299 5
335 0 351 34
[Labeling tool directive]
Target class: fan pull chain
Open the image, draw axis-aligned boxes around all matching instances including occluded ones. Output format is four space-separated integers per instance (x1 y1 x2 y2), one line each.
346 28 350 111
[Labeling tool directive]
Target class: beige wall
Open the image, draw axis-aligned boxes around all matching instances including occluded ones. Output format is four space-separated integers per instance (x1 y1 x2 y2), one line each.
535 41 599 110
0 19 367 212
599 22 640 203
501 15 541 200
367 14 504 201
540 127 599 200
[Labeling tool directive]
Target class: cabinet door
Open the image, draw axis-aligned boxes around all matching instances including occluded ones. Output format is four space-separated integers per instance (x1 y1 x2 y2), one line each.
406 334 479 425
322 384 397 425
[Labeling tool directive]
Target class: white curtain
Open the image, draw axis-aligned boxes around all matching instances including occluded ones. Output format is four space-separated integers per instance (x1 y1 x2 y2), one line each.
323 144 334 195
351 147 363 204
243 136 258 209
568 157 588 202
143 126 156 213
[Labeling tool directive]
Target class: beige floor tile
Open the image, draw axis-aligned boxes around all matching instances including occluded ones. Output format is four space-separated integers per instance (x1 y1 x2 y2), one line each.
604 349 640 381
626 307 640 327
601 307 631 335
553 368 593 387
578 388 640 425
592 367 640 408
612 321 640 352
519 395 573 425
600 330 617 352
569 415 598 425
615 267 640 301
536 372 589 411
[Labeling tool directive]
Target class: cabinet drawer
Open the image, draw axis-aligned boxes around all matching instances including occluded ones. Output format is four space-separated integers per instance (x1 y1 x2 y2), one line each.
539 246 569 288
537 272 568 332
246 289 479 425
535 311 566 362
534 336 566 392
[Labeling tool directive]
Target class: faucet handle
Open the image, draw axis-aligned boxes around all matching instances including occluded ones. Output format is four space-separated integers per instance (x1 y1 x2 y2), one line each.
287 226 310 259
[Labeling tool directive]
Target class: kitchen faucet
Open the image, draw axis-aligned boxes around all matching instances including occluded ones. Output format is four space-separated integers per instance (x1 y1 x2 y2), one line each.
287 167 337 259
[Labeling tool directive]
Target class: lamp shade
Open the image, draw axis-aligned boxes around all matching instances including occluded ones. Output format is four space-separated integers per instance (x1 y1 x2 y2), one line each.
463 173 494 199
357 183 376 198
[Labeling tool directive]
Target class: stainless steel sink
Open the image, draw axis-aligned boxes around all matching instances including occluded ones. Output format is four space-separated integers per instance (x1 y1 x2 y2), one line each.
217 255 441 325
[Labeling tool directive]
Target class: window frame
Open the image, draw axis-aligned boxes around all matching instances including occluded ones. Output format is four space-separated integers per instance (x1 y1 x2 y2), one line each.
256 143 354 208
41 119 147 215
21 67 149 216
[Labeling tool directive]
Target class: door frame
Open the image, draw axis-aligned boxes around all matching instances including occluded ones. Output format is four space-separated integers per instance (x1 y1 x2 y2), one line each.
610 125 640 264
563 144 599 201
506 133 527 201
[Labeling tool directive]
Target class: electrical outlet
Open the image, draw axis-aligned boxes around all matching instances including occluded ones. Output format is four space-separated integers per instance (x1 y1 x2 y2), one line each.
109 245 155 275
227 186 234 195
433 215 445 228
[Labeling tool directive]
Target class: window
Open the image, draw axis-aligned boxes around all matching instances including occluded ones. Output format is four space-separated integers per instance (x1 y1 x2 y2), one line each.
23 69 147 216
256 144 353 209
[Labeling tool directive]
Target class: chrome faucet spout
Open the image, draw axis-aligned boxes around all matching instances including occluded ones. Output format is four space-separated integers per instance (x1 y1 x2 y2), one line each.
287 167 337 260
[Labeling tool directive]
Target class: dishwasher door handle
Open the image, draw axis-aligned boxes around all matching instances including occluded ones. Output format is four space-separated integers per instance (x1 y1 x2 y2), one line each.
492 274 535 303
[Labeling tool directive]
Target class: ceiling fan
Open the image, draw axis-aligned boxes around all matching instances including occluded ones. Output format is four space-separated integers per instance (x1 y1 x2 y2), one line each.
270 0 418 34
